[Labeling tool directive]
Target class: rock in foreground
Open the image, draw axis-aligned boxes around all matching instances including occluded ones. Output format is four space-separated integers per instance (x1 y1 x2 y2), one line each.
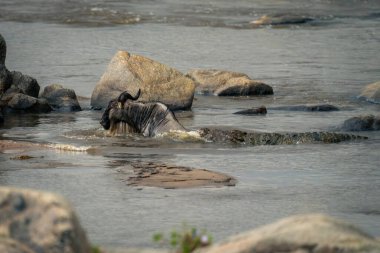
0 187 91 253
120 162 236 189
199 128 366 145
359 81 380 103
202 214 380 253
91 51 195 110
342 114 380 131
186 69 273 96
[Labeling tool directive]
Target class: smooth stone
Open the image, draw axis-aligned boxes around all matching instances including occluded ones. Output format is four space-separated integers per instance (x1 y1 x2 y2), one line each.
342 114 380 131
41 84 81 112
186 69 273 96
250 14 314 26
91 51 195 110
202 214 380 253
359 81 380 104
6 93 52 113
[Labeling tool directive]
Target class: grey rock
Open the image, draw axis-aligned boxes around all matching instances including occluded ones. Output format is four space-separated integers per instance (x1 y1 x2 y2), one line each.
6 93 52 113
41 84 81 112
269 104 339 112
91 51 195 110
0 187 91 253
342 114 380 131
186 69 273 96
198 127 366 145
10 71 40 98
202 214 380 253
0 65 12 95
250 14 314 26
359 81 380 104
234 106 267 115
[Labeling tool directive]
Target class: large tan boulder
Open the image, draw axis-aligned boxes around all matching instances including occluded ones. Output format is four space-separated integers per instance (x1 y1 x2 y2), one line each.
201 214 380 253
91 51 195 110
359 81 380 103
0 187 91 253
186 69 273 96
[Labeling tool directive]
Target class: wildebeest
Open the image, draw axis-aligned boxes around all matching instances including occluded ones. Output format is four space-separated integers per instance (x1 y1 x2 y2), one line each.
100 90 186 137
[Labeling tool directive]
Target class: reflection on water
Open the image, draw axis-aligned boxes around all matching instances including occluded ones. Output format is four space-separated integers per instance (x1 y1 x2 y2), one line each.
0 0 380 248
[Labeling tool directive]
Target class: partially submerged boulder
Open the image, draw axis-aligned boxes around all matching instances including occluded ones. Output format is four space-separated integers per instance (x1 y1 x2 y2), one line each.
342 114 380 131
269 104 339 112
0 34 11 94
202 214 380 253
91 51 195 110
359 81 380 103
41 84 81 112
0 187 91 253
5 93 52 113
186 69 273 96
198 128 366 145
10 71 40 98
250 14 314 26
234 106 267 115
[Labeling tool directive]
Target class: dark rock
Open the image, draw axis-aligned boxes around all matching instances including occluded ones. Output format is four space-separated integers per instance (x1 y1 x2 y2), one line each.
0 33 6 65
0 187 92 253
6 93 52 113
41 84 81 112
0 65 12 95
198 127 366 145
358 81 380 104
186 69 273 96
91 51 195 110
10 71 40 98
234 106 267 115
269 104 339 112
342 114 380 131
251 14 314 26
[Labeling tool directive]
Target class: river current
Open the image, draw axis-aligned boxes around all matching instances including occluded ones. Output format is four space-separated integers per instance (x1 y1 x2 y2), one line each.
1 0 380 248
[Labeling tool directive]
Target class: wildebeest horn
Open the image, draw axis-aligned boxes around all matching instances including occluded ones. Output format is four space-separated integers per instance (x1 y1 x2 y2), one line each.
117 89 141 104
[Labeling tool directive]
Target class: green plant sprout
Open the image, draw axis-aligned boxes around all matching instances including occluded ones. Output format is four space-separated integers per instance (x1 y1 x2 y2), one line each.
153 224 213 253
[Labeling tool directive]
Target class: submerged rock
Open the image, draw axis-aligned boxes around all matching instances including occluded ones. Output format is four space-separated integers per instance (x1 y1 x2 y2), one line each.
269 104 339 112
186 69 273 96
234 106 267 115
198 128 366 145
342 114 380 131
124 161 236 189
5 93 52 113
41 84 81 111
250 14 314 26
0 34 11 95
0 187 91 253
91 51 195 110
202 214 380 253
359 81 380 103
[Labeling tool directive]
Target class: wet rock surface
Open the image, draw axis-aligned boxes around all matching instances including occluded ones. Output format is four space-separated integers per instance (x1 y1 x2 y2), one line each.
269 104 339 112
342 114 380 131
91 51 195 110
0 187 91 253
186 69 273 96
201 214 380 253
250 14 314 26
118 161 236 189
41 84 81 111
234 106 267 115
198 128 366 145
359 81 380 104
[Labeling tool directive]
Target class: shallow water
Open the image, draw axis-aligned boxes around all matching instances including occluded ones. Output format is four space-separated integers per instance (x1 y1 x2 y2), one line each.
1 0 380 248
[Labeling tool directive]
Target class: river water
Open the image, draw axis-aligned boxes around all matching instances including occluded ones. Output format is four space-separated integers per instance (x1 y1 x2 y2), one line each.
1 0 380 248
